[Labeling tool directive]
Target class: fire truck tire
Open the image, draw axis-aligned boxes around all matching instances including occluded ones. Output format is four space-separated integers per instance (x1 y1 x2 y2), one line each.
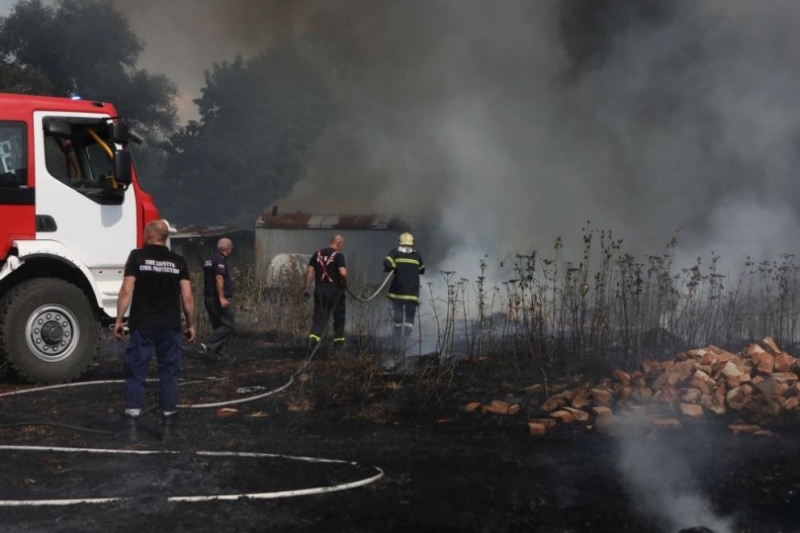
0 278 100 383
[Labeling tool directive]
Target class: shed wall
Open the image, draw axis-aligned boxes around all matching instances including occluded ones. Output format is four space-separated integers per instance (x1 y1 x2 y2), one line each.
255 228 432 286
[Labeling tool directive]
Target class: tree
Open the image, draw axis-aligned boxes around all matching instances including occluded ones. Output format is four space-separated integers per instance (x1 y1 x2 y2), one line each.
0 0 177 136
155 45 333 226
0 62 54 94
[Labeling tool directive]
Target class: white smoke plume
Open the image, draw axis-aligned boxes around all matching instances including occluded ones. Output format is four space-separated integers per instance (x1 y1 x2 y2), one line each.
114 0 800 271
618 434 733 533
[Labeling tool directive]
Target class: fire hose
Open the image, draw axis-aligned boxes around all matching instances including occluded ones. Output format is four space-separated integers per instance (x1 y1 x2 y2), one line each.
346 271 393 303
0 445 384 506
177 271 390 409
0 284 389 507
0 273 396 412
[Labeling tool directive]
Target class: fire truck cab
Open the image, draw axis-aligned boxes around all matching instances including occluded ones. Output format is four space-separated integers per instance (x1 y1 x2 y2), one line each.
0 93 159 383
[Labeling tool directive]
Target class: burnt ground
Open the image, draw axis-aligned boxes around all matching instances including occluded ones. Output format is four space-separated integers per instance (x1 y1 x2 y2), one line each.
1 334 799 533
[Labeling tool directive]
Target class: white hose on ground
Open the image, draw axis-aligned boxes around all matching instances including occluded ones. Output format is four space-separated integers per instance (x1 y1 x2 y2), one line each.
178 376 294 409
0 379 209 399
181 277 369 409
0 273 394 409
0 376 265 410
0 344 318 409
0 445 384 506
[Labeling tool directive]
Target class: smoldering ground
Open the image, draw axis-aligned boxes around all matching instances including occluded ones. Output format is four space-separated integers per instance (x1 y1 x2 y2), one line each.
2 346 800 533
116 0 800 270
617 427 734 533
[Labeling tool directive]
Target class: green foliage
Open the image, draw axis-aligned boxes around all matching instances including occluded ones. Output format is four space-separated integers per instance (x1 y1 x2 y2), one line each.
0 0 177 136
0 62 53 94
154 45 334 226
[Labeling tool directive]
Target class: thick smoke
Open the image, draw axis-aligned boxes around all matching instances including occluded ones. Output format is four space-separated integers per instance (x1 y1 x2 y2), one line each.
116 0 800 267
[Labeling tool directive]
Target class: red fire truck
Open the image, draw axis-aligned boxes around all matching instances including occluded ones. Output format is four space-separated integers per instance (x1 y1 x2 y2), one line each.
0 93 159 383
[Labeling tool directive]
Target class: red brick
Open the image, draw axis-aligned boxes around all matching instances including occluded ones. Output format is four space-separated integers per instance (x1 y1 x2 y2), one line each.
760 336 782 355
729 423 763 435
774 352 795 373
550 410 575 424
563 407 590 422
652 418 681 429
464 402 482 413
631 371 647 388
592 406 613 417
612 369 632 385
751 351 775 374
679 403 704 417
541 394 566 413
591 389 614 406
529 418 557 429
528 422 548 436
521 384 544 394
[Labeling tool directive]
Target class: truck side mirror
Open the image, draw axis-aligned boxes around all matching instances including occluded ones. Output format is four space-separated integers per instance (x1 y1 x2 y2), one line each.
109 121 130 144
114 149 132 185
46 120 72 138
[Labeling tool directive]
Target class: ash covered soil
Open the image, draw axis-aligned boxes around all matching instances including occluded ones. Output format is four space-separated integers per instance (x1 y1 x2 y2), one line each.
1 334 799 533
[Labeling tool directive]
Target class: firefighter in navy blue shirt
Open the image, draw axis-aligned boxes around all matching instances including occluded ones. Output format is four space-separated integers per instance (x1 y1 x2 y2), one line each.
303 234 348 352
199 238 236 360
114 220 195 435
383 232 425 352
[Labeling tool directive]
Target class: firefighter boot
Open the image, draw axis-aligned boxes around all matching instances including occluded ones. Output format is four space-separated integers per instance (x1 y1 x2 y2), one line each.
307 336 320 356
401 324 414 352
161 412 179 441
399 324 415 374
390 324 405 368
119 411 140 442
332 339 347 357
392 324 404 353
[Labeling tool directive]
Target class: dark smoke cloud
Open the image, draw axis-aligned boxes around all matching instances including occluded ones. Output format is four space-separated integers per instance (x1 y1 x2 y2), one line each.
116 0 800 266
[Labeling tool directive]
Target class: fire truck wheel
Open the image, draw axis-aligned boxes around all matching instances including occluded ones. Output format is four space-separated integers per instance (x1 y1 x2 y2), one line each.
0 278 100 383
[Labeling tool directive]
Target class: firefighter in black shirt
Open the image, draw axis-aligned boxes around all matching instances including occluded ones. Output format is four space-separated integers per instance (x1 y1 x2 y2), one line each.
383 232 425 352
114 220 195 432
199 238 236 360
303 234 348 351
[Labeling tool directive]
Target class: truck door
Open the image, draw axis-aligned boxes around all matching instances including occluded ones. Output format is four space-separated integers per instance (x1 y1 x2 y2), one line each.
33 112 137 306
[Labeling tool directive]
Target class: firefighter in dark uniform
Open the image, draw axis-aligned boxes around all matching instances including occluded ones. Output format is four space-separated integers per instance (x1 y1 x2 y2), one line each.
303 234 348 351
114 219 195 435
384 232 425 352
199 237 236 360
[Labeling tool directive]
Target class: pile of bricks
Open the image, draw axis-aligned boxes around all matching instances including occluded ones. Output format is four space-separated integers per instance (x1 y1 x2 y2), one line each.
465 337 798 438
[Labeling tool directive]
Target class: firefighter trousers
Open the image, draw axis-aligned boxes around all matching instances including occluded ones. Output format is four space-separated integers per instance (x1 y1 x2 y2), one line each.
204 296 236 355
310 284 346 342
123 329 182 413
391 299 418 327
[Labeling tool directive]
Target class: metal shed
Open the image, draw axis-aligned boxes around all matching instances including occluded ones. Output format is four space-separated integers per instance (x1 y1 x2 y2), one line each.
170 225 255 273
255 211 433 286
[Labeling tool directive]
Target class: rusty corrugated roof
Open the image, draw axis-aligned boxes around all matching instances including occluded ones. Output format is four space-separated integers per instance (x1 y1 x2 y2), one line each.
172 225 252 240
255 212 429 230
